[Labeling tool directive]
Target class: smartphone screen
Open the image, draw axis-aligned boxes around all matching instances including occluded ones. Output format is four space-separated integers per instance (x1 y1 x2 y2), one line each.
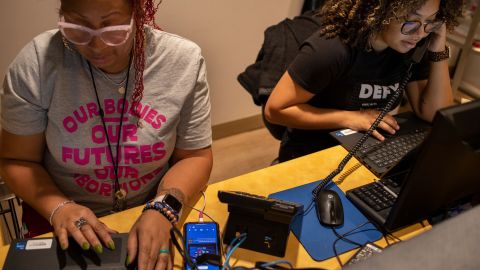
184 222 221 270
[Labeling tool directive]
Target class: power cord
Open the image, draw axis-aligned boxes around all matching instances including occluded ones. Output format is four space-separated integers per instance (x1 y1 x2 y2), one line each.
170 226 199 270
222 233 248 270
330 221 381 266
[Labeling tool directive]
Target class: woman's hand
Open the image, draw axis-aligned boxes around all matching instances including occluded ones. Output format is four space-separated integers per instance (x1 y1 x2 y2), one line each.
346 109 399 141
51 202 117 253
127 210 174 270
428 22 447 52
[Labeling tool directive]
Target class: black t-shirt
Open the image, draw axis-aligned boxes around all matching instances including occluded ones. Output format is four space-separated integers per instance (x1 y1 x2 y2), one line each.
282 32 430 158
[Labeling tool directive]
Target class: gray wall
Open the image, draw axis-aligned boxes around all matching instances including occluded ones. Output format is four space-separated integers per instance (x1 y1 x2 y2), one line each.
0 0 304 126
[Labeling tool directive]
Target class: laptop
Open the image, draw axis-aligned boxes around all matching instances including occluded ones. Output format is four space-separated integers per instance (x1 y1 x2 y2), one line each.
329 111 431 177
4 233 132 270
345 101 480 231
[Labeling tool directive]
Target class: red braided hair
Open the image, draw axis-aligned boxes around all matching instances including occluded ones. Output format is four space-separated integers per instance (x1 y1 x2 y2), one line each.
131 0 162 116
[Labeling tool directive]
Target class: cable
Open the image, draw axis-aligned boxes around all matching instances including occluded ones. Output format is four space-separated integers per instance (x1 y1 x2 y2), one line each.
332 228 362 247
258 260 294 269
222 233 247 270
312 62 415 197
385 232 402 243
332 228 382 266
199 191 207 222
170 226 199 270
330 221 381 266
334 162 362 185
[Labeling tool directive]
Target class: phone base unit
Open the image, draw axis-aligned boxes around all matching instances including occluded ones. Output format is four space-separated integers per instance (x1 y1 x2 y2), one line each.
218 191 303 257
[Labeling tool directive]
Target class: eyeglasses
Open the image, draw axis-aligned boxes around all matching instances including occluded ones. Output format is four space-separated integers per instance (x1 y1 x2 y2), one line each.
401 19 443 35
58 15 134 46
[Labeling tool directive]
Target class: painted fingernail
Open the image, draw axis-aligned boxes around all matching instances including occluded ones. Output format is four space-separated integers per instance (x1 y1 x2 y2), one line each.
107 240 115 250
95 245 103 254
125 255 131 266
82 242 90 250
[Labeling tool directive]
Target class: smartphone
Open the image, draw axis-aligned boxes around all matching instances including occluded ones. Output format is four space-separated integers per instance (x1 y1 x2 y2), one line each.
184 222 221 270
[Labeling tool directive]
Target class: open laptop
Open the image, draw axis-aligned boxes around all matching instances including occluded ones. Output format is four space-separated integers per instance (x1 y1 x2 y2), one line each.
4 233 132 270
329 111 431 177
345 100 480 231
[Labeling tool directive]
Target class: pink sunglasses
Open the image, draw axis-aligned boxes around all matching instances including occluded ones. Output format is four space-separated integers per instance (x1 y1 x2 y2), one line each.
58 15 134 46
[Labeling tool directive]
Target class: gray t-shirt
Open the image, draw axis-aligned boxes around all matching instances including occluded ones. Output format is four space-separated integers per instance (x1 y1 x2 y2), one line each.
1 27 212 215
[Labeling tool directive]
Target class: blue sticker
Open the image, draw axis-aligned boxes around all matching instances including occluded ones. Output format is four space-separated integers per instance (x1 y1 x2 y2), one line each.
15 241 26 250
335 131 344 137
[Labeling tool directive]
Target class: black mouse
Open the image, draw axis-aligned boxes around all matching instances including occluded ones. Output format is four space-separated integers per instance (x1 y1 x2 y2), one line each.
315 189 344 226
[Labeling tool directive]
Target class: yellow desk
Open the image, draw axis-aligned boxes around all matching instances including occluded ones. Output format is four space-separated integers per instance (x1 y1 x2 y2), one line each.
0 146 430 269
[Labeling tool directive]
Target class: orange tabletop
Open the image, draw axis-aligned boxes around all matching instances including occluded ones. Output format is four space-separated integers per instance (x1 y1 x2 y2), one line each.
0 145 430 269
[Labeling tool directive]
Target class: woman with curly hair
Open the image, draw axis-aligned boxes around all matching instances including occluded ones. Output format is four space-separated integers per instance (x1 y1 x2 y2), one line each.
265 0 463 162
1 0 212 268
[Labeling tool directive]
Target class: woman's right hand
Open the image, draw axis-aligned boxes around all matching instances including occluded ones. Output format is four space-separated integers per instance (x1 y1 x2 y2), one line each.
346 109 400 141
51 202 117 253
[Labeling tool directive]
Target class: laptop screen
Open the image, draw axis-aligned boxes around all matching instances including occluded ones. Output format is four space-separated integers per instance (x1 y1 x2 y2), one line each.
385 100 480 230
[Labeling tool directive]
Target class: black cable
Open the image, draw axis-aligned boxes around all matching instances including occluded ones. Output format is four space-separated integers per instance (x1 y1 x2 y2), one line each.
384 233 391 246
330 220 383 267
386 232 402 243
331 227 363 267
312 62 415 197
332 228 363 247
170 226 199 270
332 228 383 266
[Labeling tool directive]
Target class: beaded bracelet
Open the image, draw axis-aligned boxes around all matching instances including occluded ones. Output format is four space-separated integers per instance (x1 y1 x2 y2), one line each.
143 201 179 224
49 200 75 225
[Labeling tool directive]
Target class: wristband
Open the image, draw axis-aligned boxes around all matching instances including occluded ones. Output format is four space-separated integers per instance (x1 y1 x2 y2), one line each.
49 200 75 225
143 200 179 223
153 194 183 218
428 46 450 62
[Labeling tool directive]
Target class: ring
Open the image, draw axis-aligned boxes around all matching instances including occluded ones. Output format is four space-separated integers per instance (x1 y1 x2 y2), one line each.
74 217 88 229
159 249 170 254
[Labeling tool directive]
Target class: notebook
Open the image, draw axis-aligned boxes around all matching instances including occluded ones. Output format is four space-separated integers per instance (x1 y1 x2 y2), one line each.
329 111 430 177
3 233 131 270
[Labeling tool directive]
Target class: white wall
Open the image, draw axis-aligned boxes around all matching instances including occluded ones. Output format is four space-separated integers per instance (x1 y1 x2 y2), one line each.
0 0 303 125
156 0 303 125
0 0 59 83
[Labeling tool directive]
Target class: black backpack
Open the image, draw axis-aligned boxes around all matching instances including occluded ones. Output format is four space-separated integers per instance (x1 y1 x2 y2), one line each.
237 12 321 140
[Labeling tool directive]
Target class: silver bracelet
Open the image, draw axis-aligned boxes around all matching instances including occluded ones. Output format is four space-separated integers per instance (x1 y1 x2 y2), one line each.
49 200 75 225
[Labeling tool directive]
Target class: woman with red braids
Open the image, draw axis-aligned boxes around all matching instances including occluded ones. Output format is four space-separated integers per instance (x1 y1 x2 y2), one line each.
0 0 212 269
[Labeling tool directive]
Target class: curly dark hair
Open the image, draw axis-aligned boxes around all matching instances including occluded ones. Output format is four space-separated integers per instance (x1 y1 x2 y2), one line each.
317 0 463 49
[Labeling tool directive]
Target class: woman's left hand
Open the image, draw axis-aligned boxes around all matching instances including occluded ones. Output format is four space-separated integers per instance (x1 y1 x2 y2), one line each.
428 22 447 52
127 210 174 270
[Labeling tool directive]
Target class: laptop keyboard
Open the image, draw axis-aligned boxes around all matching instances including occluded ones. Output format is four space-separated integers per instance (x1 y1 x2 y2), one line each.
359 129 428 168
351 178 401 212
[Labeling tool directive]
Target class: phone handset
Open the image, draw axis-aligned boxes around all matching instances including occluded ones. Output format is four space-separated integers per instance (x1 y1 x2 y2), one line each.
411 35 432 64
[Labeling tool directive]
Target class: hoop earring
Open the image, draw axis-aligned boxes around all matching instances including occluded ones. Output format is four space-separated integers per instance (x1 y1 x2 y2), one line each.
62 36 73 52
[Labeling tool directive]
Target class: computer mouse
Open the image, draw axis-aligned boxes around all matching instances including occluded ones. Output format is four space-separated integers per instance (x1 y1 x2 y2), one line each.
315 189 344 227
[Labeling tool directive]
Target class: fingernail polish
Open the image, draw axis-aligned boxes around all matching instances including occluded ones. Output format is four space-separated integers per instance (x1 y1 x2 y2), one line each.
126 255 131 266
95 245 103 254
107 240 115 250
82 243 90 250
